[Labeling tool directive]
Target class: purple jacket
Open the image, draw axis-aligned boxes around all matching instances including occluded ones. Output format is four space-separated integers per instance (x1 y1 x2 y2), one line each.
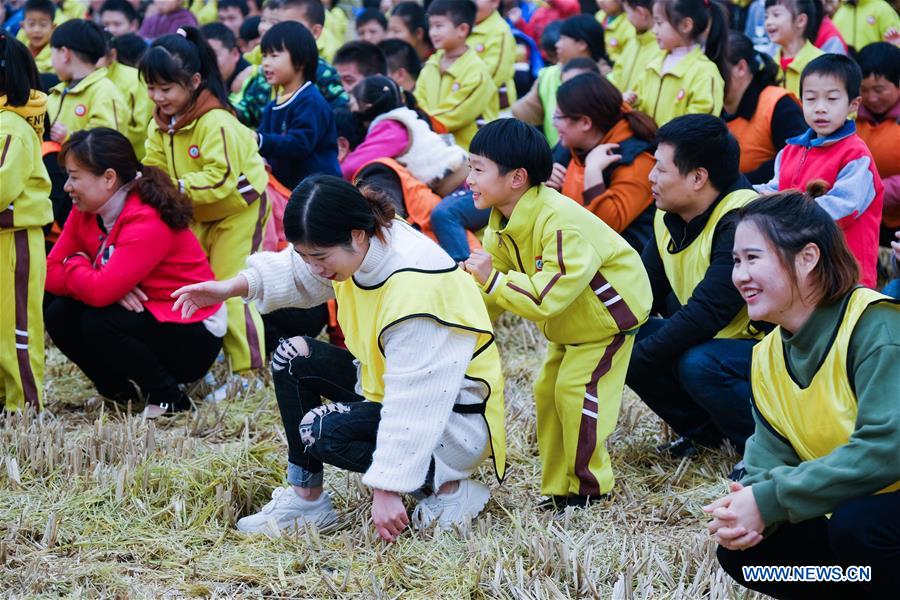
138 9 198 40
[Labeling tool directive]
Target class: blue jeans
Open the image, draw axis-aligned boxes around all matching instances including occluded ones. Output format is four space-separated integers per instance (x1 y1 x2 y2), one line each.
625 317 756 452
430 189 490 262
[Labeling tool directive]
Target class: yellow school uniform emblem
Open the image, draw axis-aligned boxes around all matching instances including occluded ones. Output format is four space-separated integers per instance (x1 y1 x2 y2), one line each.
188 145 201 159
676 89 685 101
476 43 485 53
451 81 460 92
609 37 619 47
74 104 87 117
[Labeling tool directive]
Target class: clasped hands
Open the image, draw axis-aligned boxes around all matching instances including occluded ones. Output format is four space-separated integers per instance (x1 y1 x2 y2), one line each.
703 481 765 551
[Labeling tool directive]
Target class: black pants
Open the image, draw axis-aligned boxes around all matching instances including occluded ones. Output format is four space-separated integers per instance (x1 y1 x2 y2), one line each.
261 305 328 355
718 491 900 599
44 295 222 406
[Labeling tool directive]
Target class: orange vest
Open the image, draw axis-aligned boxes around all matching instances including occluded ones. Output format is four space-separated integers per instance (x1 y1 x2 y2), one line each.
353 158 481 251
727 86 796 174
856 116 900 228
561 158 586 205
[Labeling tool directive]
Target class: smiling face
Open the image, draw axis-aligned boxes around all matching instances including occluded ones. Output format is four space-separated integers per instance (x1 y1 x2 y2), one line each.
552 109 594 151
22 10 53 50
63 154 119 214
146 75 198 118
764 2 805 47
466 153 528 216
261 46 299 87
555 34 590 64
427 15 467 52
860 74 899 117
801 73 859 137
293 233 369 281
732 221 796 325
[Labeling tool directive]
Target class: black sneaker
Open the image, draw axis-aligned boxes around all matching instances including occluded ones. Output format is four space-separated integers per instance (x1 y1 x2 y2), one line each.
536 495 568 511
656 436 698 459
564 494 609 508
728 460 746 482
143 392 193 419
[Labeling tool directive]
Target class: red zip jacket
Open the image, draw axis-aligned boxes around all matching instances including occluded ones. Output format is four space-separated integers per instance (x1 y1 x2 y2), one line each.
46 191 221 323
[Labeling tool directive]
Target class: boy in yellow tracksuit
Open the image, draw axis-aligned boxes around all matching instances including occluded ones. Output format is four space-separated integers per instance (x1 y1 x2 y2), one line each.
469 0 517 110
1 74 53 412
18 0 58 75
143 92 270 373
102 54 153 160
463 119 652 508
415 0 498 149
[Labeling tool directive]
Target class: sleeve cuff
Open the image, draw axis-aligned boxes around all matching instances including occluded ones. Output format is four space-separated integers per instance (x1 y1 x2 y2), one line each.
240 268 259 300
752 480 789 528
582 181 607 203
481 269 503 295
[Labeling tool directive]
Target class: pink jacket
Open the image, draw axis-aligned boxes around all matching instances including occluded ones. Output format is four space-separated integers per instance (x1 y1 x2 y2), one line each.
341 120 410 180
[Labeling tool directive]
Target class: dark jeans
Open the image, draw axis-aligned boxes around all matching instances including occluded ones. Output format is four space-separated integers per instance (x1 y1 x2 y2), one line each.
718 491 900 599
430 188 490 262
261 304 328 354
626 317 756 452
44 295 222 405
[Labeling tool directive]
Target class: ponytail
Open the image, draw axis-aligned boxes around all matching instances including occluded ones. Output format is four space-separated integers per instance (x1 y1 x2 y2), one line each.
59 128 193 229
350 75 406 127
138 27 230 109
0 33 40 106
656 0 730 86
556 73 657 143
283 174 395 247
727 31 780 88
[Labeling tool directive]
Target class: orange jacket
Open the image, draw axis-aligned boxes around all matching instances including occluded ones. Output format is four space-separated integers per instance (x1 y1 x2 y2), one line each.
856 106 900 228
727 86 797 174
561 119 655 233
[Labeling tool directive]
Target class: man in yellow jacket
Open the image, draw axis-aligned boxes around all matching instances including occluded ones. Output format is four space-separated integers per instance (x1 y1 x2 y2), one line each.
462 119 651 510
469 0 517 111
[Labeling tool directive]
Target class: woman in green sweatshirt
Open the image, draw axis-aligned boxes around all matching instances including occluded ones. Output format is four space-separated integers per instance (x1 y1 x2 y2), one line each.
706 190 899 599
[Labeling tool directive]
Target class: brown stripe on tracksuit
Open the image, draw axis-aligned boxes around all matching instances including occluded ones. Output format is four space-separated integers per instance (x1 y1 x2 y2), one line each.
243 189 269 369
13 230 39 406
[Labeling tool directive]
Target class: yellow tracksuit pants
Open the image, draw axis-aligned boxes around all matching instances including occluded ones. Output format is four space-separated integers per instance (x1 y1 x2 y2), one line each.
192 196 270 373
1 228 46 411
534 333 635 497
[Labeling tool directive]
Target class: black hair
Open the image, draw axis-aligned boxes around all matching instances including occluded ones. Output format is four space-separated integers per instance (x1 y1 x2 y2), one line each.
99 0 138 22
351 75 405 125
470 119 553 185
50 19 108 64
736 190 859 306
558 14 608 63
379 38 422 78
283 174 396 246
111 33 147 68
763 0 820 42
139 27 231 109
426 0 477 32
392 2 428 37
655 0 730 86
540 21 563 56
23 0 55 20
333 40 386 76
239 16 261 42
800 53 862 98
333 107 366 150
726 31 779 89
557 73 657 142
201 22 239 51
356 8 388 30
624 0 653 8
281 0 326 27
219 0 250 16
362 0 381 7
856 42 900 86
561 57 600 76
656 113 740 192
0 34 41 106
260 21 318 83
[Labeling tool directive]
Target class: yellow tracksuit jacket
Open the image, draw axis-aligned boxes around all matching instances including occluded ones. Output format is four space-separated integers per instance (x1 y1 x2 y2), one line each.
190 0 219 25
608 29 662 93
596 10 636 64
105 61 153 160
414 46 498 150
633 45 724 126
0 92 53 411
775 41 824 98
469 11 518 110
479 184 651 497
833 0 900 52
47 67 128 141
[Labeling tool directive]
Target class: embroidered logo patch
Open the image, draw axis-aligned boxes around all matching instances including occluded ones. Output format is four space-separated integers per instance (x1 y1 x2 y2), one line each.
676 89 686 101
535 256 543 271
188 145 201 159
609 37 619 47
74 104 87 117
867 16 876 25
475 44 485 53
452 82 460 92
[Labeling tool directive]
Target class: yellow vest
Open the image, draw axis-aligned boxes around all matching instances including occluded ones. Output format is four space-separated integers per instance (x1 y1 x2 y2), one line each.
654 188 762 340
333 262 507 482
751 287 900 494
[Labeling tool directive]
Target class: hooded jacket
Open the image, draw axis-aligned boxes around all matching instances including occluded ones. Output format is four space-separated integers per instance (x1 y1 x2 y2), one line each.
143 90 268 223
47 67 127 141
0 91 53 230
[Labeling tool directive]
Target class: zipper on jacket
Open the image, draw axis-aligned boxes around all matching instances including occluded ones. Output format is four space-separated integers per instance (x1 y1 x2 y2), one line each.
168 132 179 179
799 146 810 169
651 74 671 121
507 234 526 272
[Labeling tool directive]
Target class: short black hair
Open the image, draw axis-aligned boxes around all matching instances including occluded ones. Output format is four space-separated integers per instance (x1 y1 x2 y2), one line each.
856 42 900 87
201 22 239 51
800 53 862 98
333 41 386 76
426 0 476 32
219 0 250 16
379 38 421 78
656 114 740 193
392 2 428 35
470 119 553 185
333 107 366 150
51 19 108 64
281 0 326 27
239 15 261 42
561 57 600 76
261 21 318 83
540 20 563 55
24 0 55 20
559 14 607 62
99 0 137 22
111 33 147 67
356 8 388 30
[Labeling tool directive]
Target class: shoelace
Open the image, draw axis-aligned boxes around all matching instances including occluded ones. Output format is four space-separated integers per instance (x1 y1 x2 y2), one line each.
262 487 289 514
410 502 440 529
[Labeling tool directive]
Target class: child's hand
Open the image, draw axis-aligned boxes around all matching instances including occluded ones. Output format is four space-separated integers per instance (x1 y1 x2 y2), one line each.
371 488 409 542
892 230 900 262
117 286 148 313
622 91 638 106
50 122 69 143
885 27 899 46
546 162 567 190
585 143 622 172
463 250 493 286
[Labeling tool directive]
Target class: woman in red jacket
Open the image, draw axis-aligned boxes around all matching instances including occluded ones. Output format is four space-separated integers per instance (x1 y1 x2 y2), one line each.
45 128 226 418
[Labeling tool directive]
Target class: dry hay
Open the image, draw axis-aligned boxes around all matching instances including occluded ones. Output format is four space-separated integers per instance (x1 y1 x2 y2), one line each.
1 314 763 599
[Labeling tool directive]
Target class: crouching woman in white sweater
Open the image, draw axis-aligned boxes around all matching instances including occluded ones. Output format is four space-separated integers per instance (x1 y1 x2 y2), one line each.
172 174 506 541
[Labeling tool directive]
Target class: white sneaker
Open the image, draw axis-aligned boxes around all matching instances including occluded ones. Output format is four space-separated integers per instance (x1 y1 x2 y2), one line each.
236 487 338 533
411 479 490 530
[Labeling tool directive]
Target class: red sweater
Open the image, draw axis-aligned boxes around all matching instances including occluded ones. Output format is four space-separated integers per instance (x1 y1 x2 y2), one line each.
47 192 222 324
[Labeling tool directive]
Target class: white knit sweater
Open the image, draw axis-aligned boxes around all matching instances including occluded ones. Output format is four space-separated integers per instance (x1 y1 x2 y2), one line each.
241 222 490 492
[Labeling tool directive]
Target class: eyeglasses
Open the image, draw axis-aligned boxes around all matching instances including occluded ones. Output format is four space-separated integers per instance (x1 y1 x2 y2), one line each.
551 113 576 122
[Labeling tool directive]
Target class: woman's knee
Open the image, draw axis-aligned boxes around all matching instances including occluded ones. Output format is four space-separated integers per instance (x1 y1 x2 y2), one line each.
271 336 313 378
298 402 352 459
828 497 891 562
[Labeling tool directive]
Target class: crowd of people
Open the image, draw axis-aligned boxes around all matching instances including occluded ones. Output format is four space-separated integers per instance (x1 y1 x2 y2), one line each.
1 0 898 596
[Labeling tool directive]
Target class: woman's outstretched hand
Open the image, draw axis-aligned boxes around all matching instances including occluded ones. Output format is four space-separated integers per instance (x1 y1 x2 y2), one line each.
171 275 248 319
